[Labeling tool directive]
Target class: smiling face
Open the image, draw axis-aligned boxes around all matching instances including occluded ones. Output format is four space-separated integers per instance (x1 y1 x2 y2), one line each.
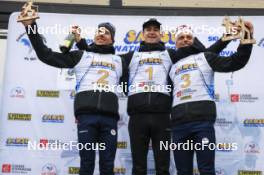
175 33 194 49
143 25 162 44
94 27 113 45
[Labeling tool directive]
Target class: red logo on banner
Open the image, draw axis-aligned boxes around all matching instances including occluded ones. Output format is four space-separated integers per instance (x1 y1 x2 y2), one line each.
40 139 49 148
231 94 239 102
138 82 145 87
177 91 182 97
2 164 11 173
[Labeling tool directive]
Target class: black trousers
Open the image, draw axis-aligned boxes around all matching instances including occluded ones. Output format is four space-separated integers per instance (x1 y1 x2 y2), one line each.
128 113 171 175
77 114 118 175
172 121 216 175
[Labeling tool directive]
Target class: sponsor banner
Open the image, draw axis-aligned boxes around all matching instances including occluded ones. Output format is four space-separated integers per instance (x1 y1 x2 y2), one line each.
1 13 264 174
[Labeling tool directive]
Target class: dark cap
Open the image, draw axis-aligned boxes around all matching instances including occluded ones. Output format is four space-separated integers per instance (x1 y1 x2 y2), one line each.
143 18 161 30
98 22 116 42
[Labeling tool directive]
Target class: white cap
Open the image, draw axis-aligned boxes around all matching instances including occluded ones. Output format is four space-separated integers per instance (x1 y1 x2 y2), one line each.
175 25 194 38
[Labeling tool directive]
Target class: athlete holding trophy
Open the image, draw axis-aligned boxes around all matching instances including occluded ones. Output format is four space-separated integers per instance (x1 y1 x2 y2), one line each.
17 1 126 175
169 19 255 175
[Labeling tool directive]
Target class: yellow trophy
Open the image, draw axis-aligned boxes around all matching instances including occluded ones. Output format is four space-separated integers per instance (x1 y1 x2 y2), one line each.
237 17 256 44
221 16 240 41
17 0 39 22
222 16 256 44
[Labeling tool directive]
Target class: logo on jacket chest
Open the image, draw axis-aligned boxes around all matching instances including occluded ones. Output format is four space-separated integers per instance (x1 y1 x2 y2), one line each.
91 61 116 71
139 58 163 66
175 63 198 75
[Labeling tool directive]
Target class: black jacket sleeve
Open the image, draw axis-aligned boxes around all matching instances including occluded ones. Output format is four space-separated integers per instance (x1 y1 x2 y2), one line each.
205 44 253 72
206 39 231 55
25 22 83 68
119 51 134 95
119 57 128 95
76 38 89 51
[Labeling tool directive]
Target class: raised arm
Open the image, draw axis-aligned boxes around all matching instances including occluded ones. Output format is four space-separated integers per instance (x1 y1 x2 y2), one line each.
205 21 254 72
71 26 90 51
24 21 83 68
206 39 231 55
205 43 252 72
76 38 90 51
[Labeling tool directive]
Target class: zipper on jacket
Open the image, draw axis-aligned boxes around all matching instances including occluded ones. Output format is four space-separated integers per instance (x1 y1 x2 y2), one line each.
148 92 151 105
97 92 102 110
185 103 188 115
